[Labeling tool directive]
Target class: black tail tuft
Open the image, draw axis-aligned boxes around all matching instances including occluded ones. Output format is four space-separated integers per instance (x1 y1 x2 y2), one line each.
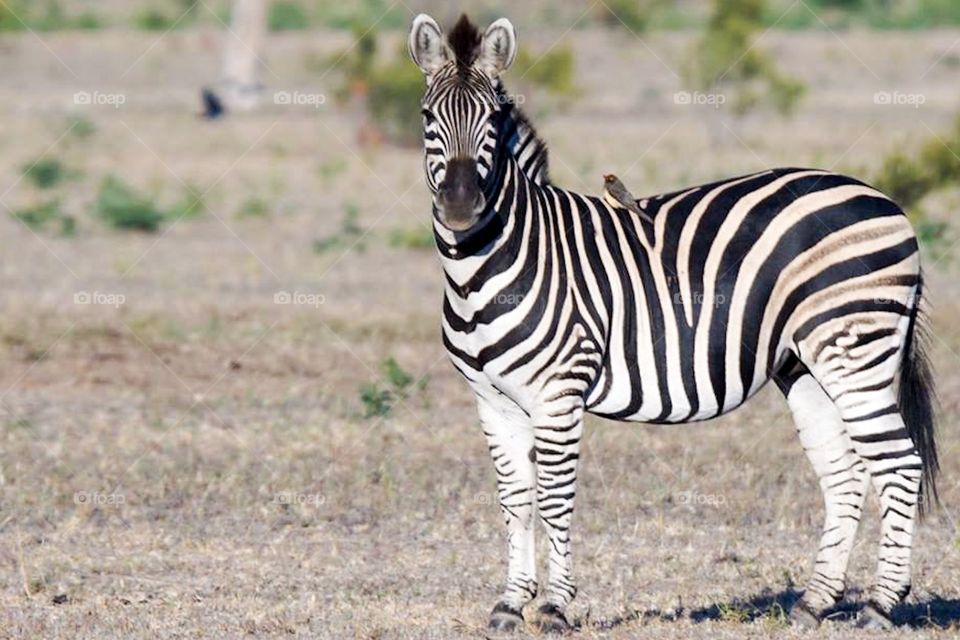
899 275 939 518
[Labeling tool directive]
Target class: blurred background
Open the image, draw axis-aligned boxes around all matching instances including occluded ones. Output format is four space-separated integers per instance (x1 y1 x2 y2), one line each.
1 1 958 638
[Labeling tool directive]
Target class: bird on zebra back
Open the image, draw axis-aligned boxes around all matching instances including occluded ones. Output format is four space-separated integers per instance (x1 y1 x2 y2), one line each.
409 13 939 635
602 173 654 224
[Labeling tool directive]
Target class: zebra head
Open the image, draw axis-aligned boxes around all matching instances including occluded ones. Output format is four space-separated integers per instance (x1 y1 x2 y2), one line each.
408 14 518 232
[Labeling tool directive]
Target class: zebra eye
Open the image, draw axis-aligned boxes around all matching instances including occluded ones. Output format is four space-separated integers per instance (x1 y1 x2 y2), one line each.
421 109 436 127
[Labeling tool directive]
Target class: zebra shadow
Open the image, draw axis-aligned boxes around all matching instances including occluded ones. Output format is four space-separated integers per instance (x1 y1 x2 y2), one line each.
688 589 960 629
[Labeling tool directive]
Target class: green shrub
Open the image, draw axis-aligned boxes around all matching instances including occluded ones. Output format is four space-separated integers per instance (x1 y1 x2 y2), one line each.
0 0 25 31
511 46 577 98
94 176 165 232
873 117 960 209
316 0 405 30
359 358 424 418
22 157 68 189
359 383 392 418
134 8 177 31
686 0 804 116
11 200 61 230
268 1 309 31
368 59 424 146
598 0 655 32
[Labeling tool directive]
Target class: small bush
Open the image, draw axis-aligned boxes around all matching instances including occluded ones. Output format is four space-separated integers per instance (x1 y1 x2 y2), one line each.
686 0 805 116
597 0 653 32
268 1 309 31
368 60 425 146
94 176 165 232
873 116 960 209
0 0 25 31
359 358 424 418
12 200 61 230
134 8 177 31
359 383 392 418
511 46 577 98
22 157 68 189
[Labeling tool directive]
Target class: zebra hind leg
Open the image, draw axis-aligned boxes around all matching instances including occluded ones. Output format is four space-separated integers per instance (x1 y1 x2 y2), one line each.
777 359 869 628
799 307 935 629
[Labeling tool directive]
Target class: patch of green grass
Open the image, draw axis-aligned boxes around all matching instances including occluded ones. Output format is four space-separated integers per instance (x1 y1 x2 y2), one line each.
93 176 165 232
22 157 69 189
388 226 434 250
268 1 309 31
359 383 392 418
170 184 206 219
236 196 270 219
134 7 179 31
11 200 61 230
65 115 97 140
312 203 365 253
359 358 425 418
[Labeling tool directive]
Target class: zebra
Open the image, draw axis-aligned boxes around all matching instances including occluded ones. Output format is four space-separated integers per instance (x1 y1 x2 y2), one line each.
408 13 939 633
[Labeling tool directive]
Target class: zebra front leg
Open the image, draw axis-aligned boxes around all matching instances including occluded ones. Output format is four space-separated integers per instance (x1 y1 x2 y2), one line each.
477 395 538 632
533 397 584 633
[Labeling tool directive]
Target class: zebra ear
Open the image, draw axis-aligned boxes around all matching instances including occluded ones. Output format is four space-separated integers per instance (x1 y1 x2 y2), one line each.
409 14 450 78
478 18 517 78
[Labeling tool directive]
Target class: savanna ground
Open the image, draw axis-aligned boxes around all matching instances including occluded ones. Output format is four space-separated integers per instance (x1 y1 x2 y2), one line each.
1 5 960 639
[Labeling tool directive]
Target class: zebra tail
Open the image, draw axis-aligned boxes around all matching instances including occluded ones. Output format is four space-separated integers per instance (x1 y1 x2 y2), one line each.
899 274 940 519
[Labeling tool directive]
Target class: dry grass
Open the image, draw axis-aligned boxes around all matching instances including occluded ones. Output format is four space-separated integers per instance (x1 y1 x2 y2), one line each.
0 23 958 640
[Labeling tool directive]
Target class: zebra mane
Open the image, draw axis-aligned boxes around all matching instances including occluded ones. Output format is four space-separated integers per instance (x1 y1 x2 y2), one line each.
448 14 481 75
497 86 551 186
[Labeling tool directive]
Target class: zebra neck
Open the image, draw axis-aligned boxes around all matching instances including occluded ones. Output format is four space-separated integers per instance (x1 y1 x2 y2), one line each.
500 101 549 186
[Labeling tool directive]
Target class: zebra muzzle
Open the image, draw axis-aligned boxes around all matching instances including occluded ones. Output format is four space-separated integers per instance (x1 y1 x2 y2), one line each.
437 158 485 231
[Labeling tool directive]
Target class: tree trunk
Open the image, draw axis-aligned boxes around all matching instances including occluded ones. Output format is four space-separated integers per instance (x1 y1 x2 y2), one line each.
221 0 266 112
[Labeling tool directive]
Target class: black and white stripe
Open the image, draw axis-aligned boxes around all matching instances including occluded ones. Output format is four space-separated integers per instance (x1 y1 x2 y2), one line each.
409 14 938 631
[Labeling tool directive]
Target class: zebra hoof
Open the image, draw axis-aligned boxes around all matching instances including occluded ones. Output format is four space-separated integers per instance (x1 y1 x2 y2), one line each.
488 602 524 633
856 603 893 630
537 603 572 634
788 601 821 629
